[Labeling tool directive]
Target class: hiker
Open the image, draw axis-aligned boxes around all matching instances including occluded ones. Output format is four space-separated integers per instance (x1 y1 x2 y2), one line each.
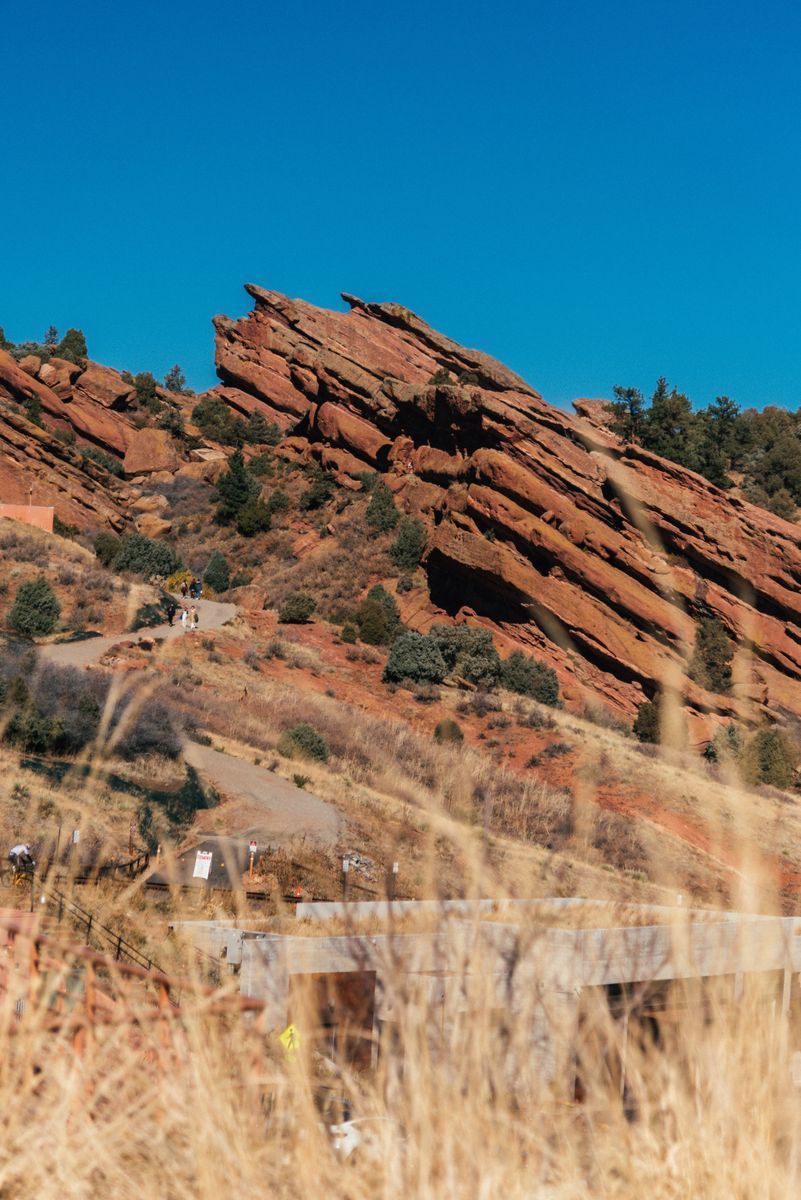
189 605 199 631
180 579 188 598
8 843 34 872
165 598 177 627
179 607 188 630
191 577 201 600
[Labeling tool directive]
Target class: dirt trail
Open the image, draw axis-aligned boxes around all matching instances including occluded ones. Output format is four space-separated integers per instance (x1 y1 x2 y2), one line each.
41 597 341 849
41 598 237 669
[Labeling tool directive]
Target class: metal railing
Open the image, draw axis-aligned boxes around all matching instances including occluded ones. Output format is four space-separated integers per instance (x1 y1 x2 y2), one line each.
43 885 165 975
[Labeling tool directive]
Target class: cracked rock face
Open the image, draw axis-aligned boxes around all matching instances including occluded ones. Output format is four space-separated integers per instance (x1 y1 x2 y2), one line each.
208 285 801 736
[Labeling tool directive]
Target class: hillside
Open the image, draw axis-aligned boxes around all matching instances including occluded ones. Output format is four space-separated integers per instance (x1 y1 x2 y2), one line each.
4 285 801 749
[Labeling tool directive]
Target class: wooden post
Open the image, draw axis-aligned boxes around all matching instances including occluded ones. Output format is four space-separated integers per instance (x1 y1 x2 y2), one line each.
341 857 350 902
388 861 399 901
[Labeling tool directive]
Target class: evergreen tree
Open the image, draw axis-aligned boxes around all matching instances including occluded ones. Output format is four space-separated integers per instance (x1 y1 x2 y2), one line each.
204 550 230 592
607 385 646 443
9 576 61 638
216 449 259 520
236 495 272 536
56 328 87 365
43 325 59 346
642 379 697 468
389 517 427 570
366 481 400 532
688 616 734 694
164 364 187 394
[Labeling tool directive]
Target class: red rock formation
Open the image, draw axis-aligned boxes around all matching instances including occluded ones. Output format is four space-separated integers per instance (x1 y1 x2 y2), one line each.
209 284 801 737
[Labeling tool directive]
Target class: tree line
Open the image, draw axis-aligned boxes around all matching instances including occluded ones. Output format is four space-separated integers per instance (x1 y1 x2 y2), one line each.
607 379 801 519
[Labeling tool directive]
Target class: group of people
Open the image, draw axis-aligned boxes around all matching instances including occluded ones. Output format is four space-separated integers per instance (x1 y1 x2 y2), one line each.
181 577 203 600
165 598 199 631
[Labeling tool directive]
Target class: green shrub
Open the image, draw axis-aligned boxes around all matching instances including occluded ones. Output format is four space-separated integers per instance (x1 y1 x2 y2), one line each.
245 411 281 445
133 371 159 409
249 453 275 477
8 576 61 638
266 489 290 515
80 446 123 477
278 722 329 762
704 723 744 764
236 495 272 536
204 550 230 593
688 615 734 694
193 395 238 442
54 427 76 447
94 531 121 567
742 728 798 788
389 516 427 570
633 698 660 744
278 592 316 624
341 622 358 644
433 718 464 744
428 367 452 385
500 650 560 706
356 584 401 646
158 406 185 436
397 574 414 594
53 515 79 539
365 481 399 533
113 533 181 578
299 466 335 511
383 632 447 684
430 624 501 687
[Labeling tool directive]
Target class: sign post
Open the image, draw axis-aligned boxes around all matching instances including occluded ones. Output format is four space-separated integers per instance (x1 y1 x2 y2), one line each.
341 856 350 902
388 860 399 901
248 840 257 880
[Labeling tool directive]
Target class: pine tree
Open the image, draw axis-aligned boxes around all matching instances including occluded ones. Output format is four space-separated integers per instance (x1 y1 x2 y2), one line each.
216 449 259 520
56 328 87 365
9 576 61 638
164 364 187 394
365 481 399 532
204 550 230 592
607 386 645 443
642 378 697 467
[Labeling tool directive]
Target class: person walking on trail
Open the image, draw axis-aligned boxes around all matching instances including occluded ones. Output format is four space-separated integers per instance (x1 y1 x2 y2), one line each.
189 605 199 631
180 607 188 630
180 579 188 599
165 598 177 627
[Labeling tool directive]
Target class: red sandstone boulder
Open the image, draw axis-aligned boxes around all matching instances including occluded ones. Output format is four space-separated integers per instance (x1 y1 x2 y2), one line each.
123 428 179 476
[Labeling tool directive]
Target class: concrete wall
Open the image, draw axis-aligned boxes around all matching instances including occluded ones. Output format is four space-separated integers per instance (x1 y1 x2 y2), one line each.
0 506 55 533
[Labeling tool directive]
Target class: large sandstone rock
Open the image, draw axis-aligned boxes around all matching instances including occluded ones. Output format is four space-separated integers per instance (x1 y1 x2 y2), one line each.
123 428 179 476
73 362 135 411
206 283 801 734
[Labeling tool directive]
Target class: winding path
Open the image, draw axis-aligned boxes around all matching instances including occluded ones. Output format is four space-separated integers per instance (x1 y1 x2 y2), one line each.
41 598 341 855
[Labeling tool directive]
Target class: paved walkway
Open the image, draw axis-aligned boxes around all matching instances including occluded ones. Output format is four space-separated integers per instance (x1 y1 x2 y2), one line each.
40 597 341 850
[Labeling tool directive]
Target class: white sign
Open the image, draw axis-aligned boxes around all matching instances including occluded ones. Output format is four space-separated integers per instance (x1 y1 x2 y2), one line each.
249 840 257 856
72 829 80 844
193 850 213 880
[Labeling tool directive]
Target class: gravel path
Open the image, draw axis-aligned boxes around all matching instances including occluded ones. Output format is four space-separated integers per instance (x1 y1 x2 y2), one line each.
40 597 341 850
41 598 237 668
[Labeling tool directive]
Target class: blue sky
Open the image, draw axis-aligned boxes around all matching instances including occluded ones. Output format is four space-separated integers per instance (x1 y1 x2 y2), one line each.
3 0 800 409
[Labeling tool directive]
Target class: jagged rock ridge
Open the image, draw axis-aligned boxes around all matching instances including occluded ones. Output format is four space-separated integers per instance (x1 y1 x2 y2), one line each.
206 285 801 736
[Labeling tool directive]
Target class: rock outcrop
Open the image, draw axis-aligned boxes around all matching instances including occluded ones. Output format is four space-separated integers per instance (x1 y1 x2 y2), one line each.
207 284 801 736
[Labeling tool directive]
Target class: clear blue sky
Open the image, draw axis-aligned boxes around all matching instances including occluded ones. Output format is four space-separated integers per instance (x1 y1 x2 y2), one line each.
3 0 800 409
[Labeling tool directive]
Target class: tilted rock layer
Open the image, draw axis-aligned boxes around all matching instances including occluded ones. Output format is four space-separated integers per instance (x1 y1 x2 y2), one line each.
209 285 801 736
